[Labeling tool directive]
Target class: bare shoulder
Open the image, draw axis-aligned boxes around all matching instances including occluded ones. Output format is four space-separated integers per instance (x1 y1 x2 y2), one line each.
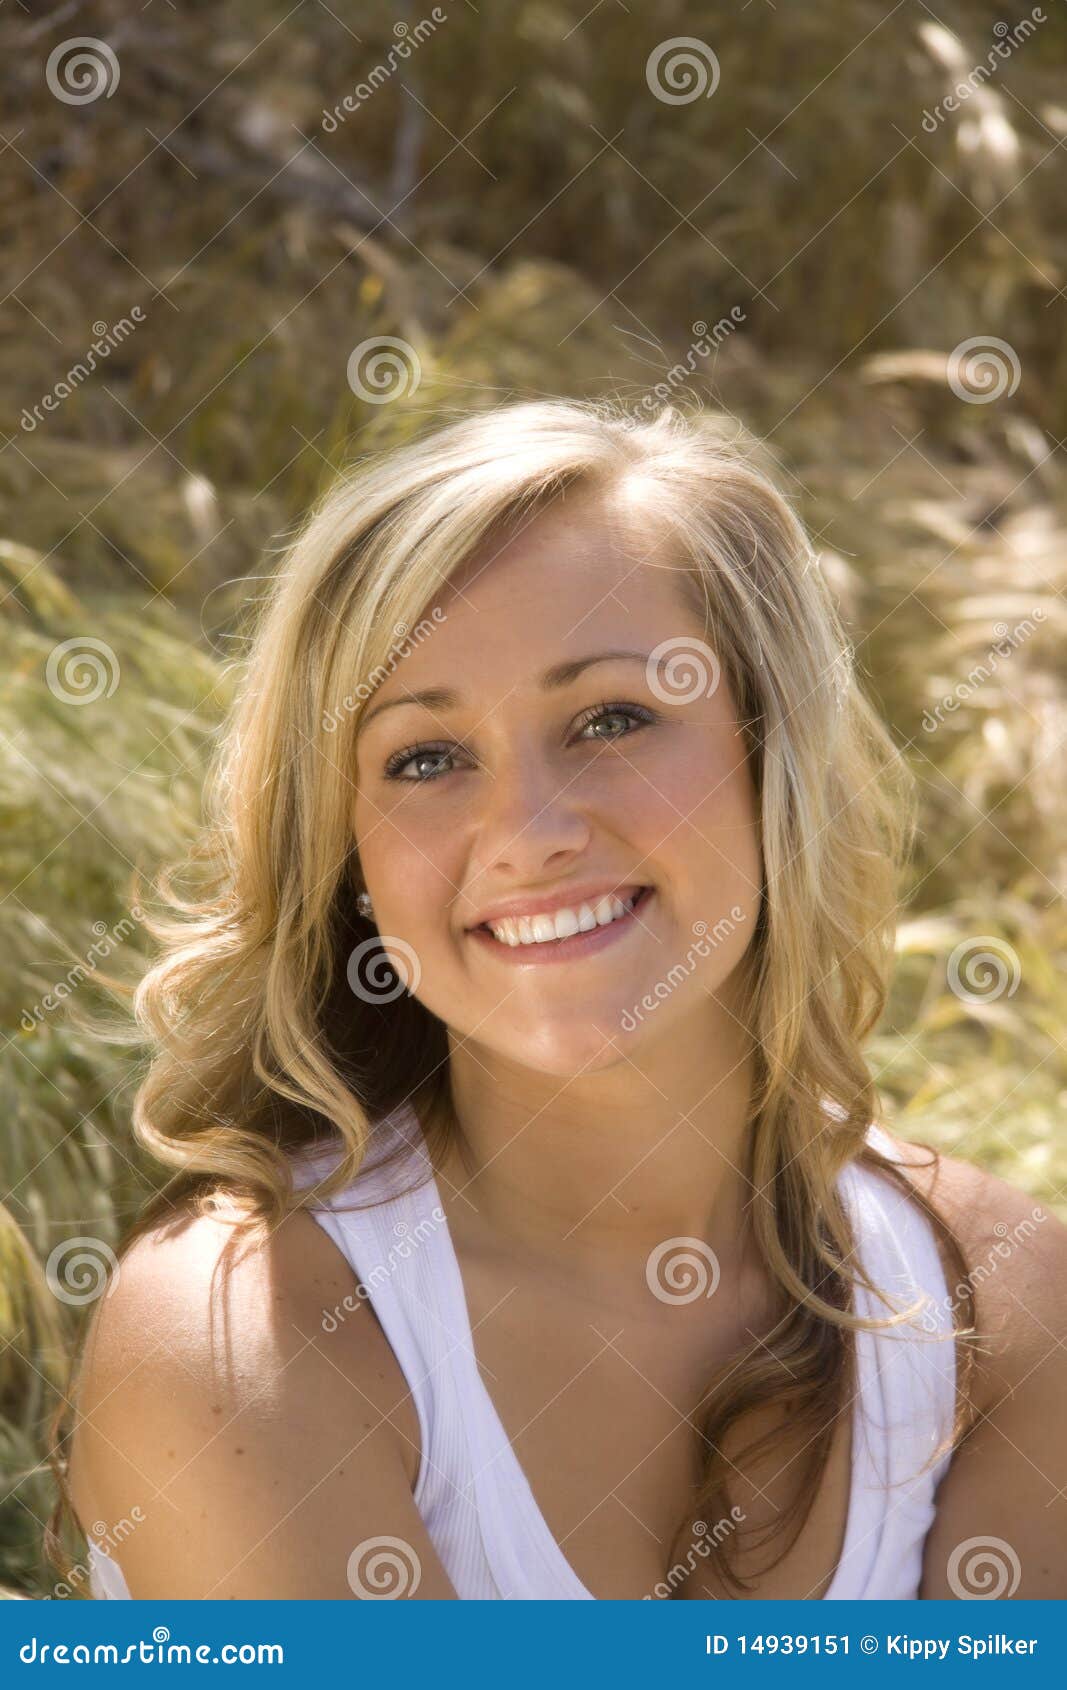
68 1195 452 1598
873 1129 1067 1598
71 1195 417 1437
877 1127 1067 1406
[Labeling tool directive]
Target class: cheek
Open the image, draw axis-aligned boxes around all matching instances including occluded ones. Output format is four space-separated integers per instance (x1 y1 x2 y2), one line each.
660 760 764 997
698 762 762 869
648 738 763 906
645 728 759 837
353 799 457 925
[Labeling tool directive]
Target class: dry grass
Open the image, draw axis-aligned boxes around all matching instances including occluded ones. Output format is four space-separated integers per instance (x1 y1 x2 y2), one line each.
1 0 1065 1592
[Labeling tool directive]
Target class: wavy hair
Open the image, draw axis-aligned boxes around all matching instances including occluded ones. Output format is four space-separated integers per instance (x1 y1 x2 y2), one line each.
48 397 981 1597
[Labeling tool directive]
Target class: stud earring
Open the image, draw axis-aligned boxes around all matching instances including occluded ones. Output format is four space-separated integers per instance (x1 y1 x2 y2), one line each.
356 890 374 920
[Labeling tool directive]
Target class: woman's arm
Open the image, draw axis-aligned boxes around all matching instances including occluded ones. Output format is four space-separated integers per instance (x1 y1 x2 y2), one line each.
890 1138 1067 1599
68 1202 458 1599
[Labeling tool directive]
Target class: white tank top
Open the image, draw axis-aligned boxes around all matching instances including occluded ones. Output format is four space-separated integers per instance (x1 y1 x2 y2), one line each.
88 1104 956 1600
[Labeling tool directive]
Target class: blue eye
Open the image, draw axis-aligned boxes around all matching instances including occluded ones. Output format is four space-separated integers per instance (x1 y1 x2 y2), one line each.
575 701 656 742
382 701 655 784
383 743 457 783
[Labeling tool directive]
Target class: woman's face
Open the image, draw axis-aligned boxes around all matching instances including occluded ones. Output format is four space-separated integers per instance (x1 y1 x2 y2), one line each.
351 487 763 1076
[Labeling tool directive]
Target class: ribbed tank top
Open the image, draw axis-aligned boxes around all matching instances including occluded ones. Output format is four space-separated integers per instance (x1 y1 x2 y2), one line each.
88 1105 957 1600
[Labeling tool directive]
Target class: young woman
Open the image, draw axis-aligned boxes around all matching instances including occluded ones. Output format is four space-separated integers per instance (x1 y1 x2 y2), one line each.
57 399 1066 1600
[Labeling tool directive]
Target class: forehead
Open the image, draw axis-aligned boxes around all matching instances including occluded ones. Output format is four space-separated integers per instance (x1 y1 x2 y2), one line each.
425 487 697 659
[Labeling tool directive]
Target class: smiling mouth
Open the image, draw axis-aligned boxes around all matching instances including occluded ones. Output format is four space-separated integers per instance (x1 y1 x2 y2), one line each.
470 885 653 950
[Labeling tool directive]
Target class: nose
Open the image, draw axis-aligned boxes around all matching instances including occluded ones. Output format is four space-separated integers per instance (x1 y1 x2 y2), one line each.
471 744 592 884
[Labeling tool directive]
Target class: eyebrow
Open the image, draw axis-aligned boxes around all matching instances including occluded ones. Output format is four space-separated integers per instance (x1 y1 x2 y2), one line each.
357 649 651 733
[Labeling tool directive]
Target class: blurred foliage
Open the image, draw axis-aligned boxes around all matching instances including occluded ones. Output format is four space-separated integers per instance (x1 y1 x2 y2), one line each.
1 0 1065 1592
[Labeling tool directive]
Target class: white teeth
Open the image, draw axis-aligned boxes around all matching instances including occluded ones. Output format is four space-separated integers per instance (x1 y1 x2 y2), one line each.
577 902 599 933
485 888 643 947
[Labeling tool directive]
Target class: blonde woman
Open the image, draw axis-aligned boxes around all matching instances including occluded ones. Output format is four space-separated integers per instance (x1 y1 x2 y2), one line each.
57 399 1066 1600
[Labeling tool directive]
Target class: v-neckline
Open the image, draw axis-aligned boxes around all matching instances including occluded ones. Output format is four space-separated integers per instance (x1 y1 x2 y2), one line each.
406 1118 868 1602
407 1141 592 1597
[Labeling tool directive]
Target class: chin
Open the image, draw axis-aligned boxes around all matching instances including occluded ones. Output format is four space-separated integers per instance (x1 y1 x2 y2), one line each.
511 1019 638 1077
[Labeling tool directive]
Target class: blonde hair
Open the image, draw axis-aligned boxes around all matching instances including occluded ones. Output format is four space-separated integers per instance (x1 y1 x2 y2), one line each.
49 397 980 1595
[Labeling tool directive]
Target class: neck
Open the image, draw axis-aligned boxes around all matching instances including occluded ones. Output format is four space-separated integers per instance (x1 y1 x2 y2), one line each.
434 997 761 1290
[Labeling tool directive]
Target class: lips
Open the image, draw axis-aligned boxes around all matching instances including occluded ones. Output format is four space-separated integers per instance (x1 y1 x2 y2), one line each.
466 885 654 964
467 881 647 934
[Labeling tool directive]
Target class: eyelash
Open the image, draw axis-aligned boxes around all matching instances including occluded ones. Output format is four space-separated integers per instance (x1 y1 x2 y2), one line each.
382 700 658 784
